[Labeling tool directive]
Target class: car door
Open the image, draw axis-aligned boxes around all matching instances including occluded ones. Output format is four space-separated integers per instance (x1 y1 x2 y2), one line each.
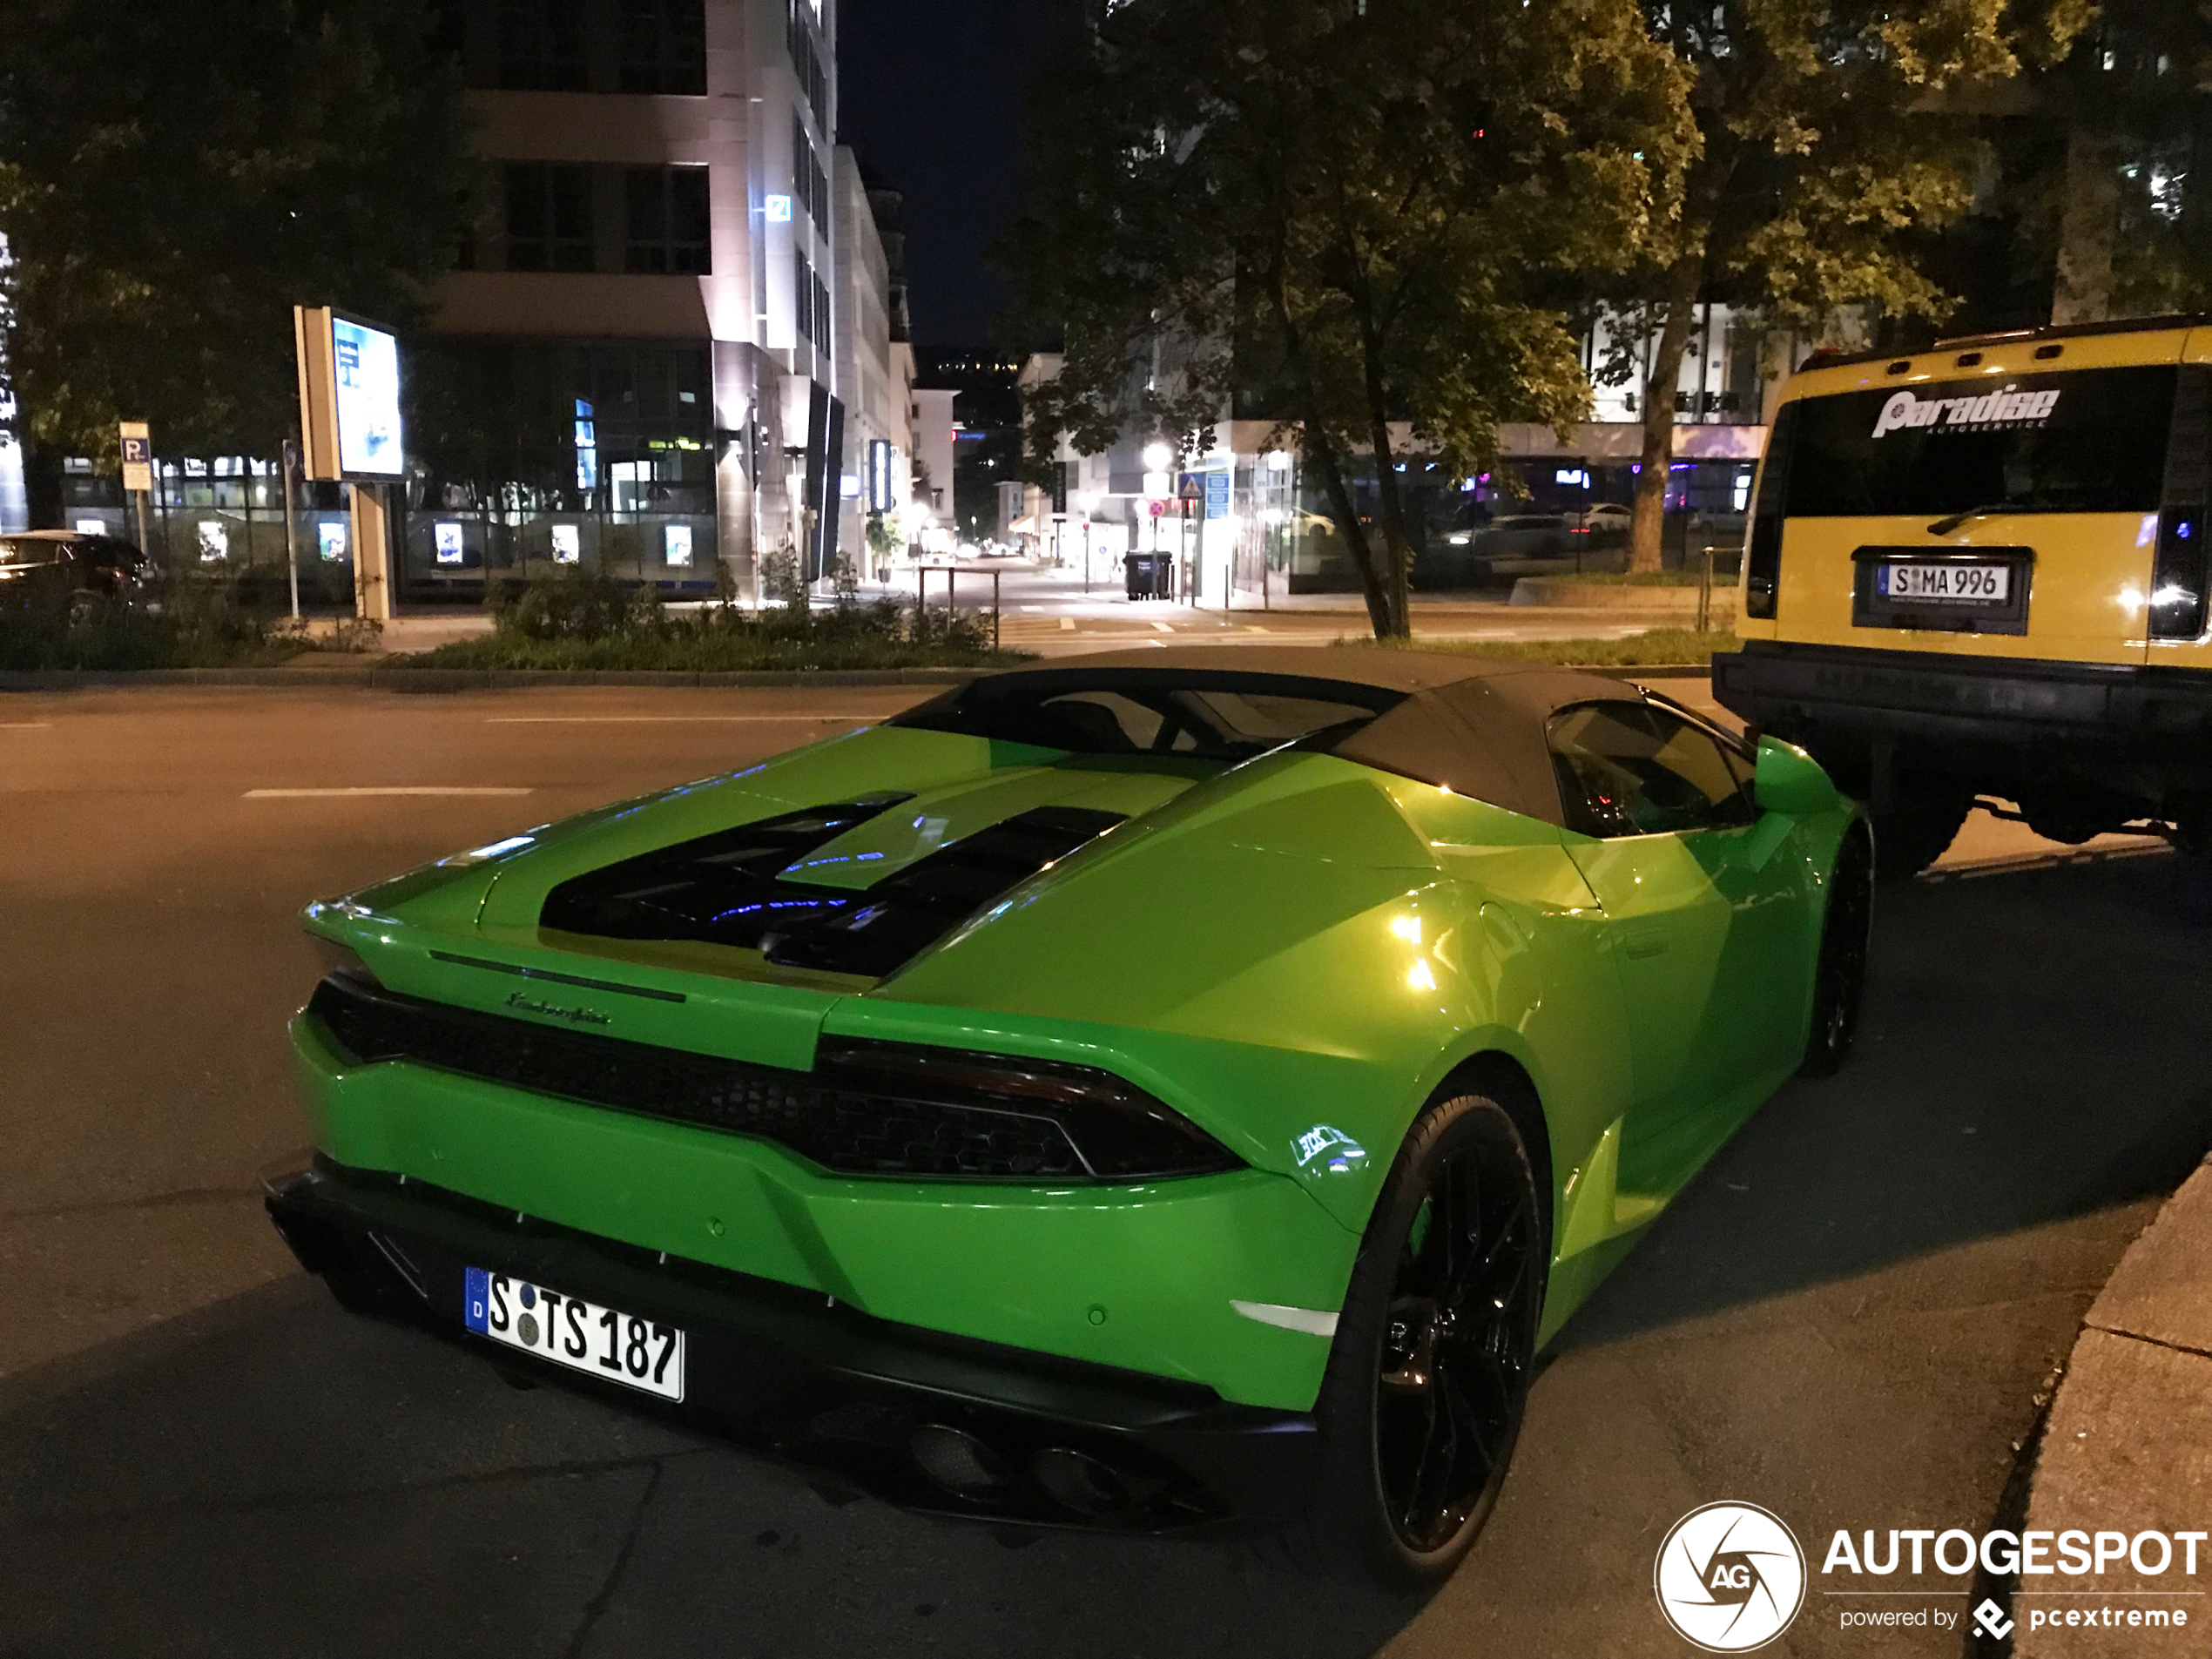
1546 699 1804 1189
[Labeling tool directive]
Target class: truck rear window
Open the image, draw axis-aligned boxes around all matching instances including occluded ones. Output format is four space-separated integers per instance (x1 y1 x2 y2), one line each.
1779 365 2177 519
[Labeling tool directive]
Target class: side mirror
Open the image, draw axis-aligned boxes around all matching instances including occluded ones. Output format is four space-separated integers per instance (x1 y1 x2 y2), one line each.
1753 736 1842 818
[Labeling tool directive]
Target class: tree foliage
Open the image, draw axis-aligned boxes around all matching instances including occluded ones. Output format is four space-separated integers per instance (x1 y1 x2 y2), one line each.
1600 0 2090 571
1008 0 1695 637
0 0 482 469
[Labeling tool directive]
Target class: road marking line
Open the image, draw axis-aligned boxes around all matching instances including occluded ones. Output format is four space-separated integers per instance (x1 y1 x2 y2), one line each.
244 787 535 799
483 716 876 725
1150 621 1176 634
0 722 53 729
1060 617 1076 631
1244 625 1271 633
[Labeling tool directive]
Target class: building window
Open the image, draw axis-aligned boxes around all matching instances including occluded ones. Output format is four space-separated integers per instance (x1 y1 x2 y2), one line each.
787 4 827 129
505 164 595 272
794 250 813 344
624 166 711 274
619 0 706 96
497 0 584 91
792 114 813 226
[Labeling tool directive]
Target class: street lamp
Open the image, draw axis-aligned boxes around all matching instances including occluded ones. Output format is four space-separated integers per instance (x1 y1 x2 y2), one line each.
1142 442 1174 473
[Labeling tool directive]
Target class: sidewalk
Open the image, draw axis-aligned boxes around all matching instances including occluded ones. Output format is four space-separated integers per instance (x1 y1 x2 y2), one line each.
2017 1153 2212 1656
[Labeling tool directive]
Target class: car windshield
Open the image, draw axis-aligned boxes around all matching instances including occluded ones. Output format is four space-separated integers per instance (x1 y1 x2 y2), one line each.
891 671 1404 762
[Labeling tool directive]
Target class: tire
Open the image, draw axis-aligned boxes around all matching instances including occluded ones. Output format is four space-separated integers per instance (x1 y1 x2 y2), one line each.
1798 828 1873 1079
1871 790 1971 880
1295 1092 1546 1589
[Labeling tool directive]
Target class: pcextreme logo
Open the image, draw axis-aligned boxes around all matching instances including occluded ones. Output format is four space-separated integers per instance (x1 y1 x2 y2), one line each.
1655 1502 1809 1653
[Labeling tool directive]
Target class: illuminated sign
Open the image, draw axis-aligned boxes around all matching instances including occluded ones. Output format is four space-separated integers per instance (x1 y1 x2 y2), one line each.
867 438 894 513
574 399 597 493
317 523 348 561
765 195 793 224
295 306 405 482
550 524 582 564
434 522 464 564
332 317 404 478
664 524 693 567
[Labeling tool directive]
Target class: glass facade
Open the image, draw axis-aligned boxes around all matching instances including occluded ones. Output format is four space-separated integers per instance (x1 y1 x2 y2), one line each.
405 337 719 597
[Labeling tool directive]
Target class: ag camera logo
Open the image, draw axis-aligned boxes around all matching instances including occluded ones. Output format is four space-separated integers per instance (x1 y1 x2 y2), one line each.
1656 1502 1807 1652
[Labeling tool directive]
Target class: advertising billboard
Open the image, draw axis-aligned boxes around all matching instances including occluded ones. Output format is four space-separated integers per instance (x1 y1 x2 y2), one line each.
294 306 405 483
332 316 404 479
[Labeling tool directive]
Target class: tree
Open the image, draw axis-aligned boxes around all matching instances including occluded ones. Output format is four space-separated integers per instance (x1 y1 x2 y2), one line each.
1008 0 1694 638
0 0 482 507
2007 3 2212 325
1604 0 2090 574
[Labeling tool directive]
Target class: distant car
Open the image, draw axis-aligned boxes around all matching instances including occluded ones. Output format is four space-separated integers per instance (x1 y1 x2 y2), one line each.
1472 515 1575 574
0 530 150 614
1576 503 1633 534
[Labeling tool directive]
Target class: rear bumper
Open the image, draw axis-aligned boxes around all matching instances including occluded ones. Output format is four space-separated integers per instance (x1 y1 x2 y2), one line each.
266 1159 1321 1534
1713 642 2212 802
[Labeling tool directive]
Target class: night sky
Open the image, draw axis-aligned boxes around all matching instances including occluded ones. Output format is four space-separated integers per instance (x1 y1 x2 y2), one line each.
838 0 1075 353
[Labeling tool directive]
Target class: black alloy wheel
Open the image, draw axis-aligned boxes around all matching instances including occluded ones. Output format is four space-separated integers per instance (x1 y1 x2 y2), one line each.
1298 1093 1544 1588
1798 827 1873 1078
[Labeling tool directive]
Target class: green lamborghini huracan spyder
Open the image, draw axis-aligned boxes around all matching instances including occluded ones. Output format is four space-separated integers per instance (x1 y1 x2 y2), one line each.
266 647 1871 1585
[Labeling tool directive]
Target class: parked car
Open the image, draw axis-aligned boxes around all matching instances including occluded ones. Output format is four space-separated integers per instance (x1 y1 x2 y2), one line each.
0 530 151 614
1467 514 1579 576
1719 314 2212 873
1576 502 1634 535
268 648 1870 1586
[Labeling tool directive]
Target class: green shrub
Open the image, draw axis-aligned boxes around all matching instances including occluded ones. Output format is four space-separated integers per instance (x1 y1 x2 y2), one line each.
402 577 1016 672
490 566 660 643
0 568 298 670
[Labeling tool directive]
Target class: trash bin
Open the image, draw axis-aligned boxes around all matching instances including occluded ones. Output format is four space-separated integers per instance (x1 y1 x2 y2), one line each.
1127 553 1163 601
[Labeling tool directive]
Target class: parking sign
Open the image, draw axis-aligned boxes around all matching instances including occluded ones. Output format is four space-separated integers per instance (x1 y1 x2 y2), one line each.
119 421 152 493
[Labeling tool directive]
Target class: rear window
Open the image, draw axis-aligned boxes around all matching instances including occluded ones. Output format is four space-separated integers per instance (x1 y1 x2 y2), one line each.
1780 365 2177 518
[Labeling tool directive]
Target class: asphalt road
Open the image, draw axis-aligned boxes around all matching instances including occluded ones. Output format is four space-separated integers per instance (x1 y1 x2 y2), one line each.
3 681 2209 1659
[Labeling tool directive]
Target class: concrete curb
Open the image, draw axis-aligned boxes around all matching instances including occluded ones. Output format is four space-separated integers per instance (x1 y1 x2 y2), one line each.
2015 1151 2212 1656
0 665 988 693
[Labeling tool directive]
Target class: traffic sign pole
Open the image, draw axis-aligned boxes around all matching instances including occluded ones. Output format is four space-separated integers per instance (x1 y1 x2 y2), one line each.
281 436 301 622
118 422 153 556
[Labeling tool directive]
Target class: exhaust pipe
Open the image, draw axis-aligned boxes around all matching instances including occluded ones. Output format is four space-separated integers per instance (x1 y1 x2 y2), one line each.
909 1424 1015 1501
1029 1447 1132 1517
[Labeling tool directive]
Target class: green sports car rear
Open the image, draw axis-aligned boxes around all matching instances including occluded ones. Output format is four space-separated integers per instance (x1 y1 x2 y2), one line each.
267 647 1869 1582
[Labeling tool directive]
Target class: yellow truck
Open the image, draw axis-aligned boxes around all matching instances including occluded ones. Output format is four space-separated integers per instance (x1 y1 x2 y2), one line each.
1713 315 2212 875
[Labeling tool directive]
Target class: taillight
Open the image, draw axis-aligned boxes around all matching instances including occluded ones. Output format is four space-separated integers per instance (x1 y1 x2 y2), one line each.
2151 509 2209 640
2154 368 2211 641
816 1039 1243 1181
1743 403 1797 621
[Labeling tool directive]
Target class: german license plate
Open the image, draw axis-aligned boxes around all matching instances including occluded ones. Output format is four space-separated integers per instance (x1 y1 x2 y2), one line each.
1877 562 2011 604
463 1267 685 1401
